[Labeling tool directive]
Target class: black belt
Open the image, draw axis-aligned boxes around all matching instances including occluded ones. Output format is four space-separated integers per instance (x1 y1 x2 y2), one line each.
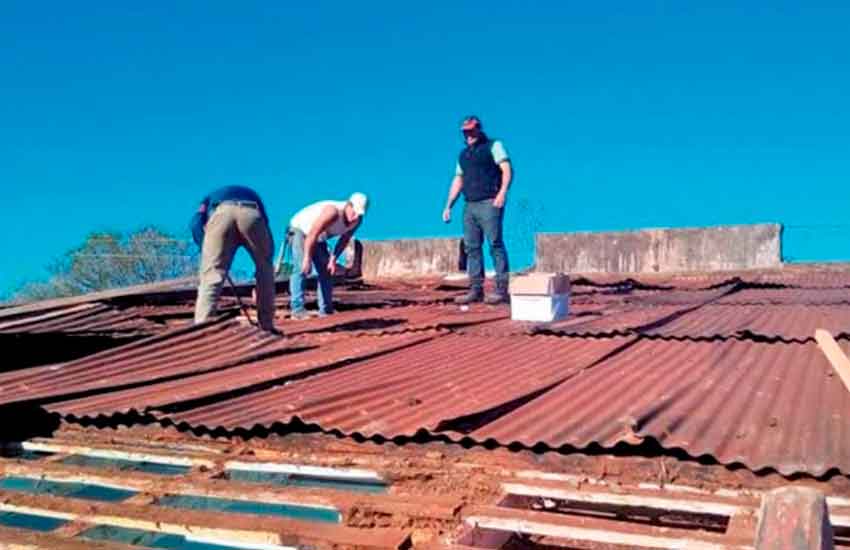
217 199 259 209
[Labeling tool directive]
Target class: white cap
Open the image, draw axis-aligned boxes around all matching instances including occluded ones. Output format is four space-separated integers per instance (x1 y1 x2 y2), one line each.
349 192 368 216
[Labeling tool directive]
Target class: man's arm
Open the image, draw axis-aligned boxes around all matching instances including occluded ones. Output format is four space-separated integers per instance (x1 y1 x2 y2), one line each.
442 175 464 223
493 160 512 208
301 205 340 275
328 220 362 275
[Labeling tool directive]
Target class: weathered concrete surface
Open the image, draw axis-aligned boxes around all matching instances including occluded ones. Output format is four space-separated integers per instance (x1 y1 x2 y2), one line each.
755 487 834 550
536 223 782 274
361 237 463 279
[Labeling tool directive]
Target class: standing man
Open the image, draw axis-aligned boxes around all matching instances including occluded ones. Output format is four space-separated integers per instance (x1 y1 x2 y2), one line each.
190 185 278 333
288 193 368 319
442 116 512 304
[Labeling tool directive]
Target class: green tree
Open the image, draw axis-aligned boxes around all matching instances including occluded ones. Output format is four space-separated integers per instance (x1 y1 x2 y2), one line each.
13 227 197 301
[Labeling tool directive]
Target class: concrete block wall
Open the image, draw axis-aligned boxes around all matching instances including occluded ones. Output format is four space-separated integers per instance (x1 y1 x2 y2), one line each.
359 223 783 278
536 223 782 274
360 237 463 279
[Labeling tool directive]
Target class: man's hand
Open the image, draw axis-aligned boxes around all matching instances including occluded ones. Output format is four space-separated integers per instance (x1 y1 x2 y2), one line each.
442 207 452 223
493 193 507 209
327 257 338 276
301 258 312 276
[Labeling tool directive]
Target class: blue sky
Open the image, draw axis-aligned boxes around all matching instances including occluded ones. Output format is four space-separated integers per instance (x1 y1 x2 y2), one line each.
2 2 849 296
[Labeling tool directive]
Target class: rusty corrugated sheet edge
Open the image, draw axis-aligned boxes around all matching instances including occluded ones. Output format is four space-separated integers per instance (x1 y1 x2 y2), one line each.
46 332 443 421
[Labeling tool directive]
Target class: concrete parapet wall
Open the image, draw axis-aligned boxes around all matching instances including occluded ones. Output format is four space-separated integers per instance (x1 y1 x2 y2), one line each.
361 237 463 279
536 223 782 274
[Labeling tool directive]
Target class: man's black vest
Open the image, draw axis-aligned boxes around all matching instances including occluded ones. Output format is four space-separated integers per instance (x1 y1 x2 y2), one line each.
458 140 502 202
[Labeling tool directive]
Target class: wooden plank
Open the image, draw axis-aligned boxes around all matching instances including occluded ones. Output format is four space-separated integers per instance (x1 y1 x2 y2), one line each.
0 502 77 521
0 500 291 549
0 463 340 511
517 470 756 499
0 460 459 524
754 487 834 550
503 481 744 517
0 497 409 550
0 524 140 550
815 329 850 392
27 434 225 455
463 505 753 550
21 441 214 468
225 459 384 483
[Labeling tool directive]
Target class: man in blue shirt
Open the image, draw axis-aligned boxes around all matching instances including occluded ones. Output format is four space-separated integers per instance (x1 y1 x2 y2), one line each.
442 116 513 304
189 185 278 333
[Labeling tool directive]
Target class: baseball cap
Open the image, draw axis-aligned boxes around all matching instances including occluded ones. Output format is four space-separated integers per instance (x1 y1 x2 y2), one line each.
349 192 369 216
461 116 482 132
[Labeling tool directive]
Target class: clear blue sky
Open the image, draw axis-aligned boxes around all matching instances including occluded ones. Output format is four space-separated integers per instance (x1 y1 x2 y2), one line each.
2 1 849 296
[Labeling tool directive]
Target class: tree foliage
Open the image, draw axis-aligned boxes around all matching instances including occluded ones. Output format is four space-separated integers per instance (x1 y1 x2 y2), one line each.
13 227 197 301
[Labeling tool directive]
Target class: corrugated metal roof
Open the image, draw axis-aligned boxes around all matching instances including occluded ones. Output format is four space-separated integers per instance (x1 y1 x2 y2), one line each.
46 331 436 419
572 268 850 290
161 335 630 437
460 305 688 337
0 278 198 319
717 287 850 305
622 285 737 306
749 270 850 288
471 338 850 476
0 303 164 336
0 304 506 409
5 268 850 478
642 304 850 342
0 321 286 405
281 304 509 336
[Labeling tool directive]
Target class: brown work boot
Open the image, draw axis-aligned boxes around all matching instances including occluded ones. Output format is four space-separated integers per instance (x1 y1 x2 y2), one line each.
454 289 484 305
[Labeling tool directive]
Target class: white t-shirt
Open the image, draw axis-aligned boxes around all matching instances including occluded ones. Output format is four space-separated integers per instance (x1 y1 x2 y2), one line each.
455 140 509 176
290 200 356 241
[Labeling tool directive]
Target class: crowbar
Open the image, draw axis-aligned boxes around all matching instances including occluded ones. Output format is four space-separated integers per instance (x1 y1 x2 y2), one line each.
225 273 256 327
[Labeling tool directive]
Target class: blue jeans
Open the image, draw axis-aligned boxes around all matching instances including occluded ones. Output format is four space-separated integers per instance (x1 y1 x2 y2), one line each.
463 199 509 292
288 229 334 315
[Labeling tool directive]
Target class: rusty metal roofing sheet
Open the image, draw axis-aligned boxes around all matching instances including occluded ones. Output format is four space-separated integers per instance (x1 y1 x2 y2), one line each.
0 303 164 336
331 288 458 305
48 331 436 419
570 269 850 291
460 305 688 337
717 288 850 305
281 304 508 336
161 335 630 437
0 302 509 408
641 305 850 342
8 271 850 479
0 321 289 406
748 270 850 288
471 338 850 476
622 286 737 306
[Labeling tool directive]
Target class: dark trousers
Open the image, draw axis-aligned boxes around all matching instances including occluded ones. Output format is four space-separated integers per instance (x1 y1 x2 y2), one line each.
463 199 509 292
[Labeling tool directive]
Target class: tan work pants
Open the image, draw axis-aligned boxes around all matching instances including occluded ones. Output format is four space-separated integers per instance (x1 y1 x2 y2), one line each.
194 203 276 330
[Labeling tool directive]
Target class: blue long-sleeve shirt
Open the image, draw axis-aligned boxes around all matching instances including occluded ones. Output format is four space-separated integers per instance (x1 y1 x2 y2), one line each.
189 185 270 247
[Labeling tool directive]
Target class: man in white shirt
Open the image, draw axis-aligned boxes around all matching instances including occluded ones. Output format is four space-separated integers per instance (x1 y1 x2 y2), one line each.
287 192 368 319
